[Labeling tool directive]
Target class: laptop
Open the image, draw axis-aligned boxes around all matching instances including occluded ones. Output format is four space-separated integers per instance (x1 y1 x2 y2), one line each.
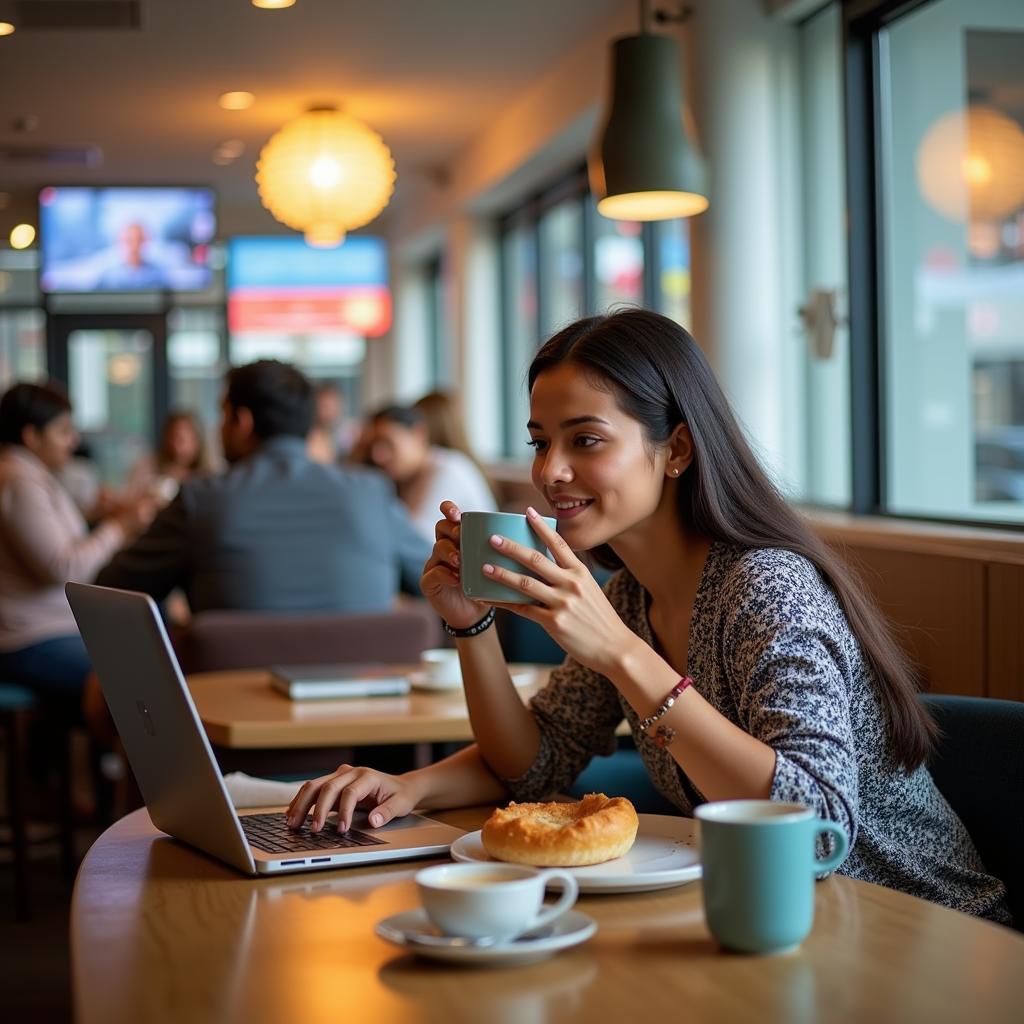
66 582 465 875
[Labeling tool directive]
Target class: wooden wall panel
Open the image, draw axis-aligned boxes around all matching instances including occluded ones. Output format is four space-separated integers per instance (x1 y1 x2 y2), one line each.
825 543 986 697
986 564 1024 702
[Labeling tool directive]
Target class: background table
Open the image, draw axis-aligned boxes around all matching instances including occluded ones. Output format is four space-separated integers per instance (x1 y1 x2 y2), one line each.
186 665 552 749
71 806 1024 1024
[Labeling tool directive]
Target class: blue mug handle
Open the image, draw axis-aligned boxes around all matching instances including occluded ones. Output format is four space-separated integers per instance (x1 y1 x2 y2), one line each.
813 821 850 874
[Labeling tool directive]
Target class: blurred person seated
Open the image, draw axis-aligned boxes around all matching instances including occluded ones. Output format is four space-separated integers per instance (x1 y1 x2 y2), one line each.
362 402 497 542
123 408 216 505
307 381 358 464
96 360 431 614
413 388 496 493
0 382 154 717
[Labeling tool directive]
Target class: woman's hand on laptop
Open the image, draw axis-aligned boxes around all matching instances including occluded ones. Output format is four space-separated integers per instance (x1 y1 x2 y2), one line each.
286 765 425 834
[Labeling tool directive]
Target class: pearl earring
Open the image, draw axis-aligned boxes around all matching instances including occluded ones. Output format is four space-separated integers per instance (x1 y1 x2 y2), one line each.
671 468 680 476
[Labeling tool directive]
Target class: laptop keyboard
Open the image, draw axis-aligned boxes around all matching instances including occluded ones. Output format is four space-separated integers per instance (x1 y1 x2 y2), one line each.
240 812 387 855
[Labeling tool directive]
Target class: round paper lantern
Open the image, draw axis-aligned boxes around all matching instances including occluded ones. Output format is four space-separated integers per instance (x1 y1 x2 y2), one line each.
256 106 396 248
916 105 1024 223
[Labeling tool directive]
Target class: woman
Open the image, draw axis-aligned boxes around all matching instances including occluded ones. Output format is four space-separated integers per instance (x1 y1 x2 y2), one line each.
413 390 495 494
124 408 212 504
289 311 1011 923
362 403 496 542
0 382 153 711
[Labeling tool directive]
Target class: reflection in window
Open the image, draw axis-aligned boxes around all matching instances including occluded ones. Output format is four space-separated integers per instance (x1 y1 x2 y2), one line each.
0 308 46 388
592 202 644 313
168 307 226 456
502 221 538 452
655 219 691 328
881 1 1024 521
539 199 584 335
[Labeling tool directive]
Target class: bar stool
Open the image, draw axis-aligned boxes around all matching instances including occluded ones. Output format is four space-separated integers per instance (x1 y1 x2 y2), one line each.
0 683 76 921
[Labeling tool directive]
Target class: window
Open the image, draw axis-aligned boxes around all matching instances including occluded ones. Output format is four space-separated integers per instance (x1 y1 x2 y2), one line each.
870 0 1024 522
426 254 452 388
497 171 694 457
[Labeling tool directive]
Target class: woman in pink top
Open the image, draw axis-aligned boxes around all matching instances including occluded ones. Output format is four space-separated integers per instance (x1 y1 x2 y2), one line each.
0 382 152 713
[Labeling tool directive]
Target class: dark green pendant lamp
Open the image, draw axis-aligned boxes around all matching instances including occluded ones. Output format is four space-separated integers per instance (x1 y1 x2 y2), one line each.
589 1 709 221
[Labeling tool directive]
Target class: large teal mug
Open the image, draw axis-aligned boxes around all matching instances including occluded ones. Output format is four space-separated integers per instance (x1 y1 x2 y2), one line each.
694 800 849 954
460 511 557 605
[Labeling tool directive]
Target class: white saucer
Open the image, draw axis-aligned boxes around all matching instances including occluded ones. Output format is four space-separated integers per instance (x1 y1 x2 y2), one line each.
375 908 596 966
450 813 701 894
408 669 535 693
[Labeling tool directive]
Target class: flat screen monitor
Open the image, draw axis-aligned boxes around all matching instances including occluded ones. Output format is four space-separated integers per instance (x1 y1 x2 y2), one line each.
227 236 391 336
39 186 216 293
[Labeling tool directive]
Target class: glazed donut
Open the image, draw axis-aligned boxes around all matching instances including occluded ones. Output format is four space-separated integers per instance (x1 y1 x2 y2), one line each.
481 793 639 867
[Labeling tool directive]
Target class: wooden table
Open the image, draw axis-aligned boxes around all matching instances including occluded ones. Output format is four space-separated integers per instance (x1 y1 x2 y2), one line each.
71 806 1024 1024
186 665 552 749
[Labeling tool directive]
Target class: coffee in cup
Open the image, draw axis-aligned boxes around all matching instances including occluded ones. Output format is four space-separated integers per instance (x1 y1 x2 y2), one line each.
459 511 557 605
694 800 849 954
415 862 578 941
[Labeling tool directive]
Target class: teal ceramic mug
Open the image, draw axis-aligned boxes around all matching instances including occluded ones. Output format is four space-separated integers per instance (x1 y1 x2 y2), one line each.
460 511 557 605
694 800 849 954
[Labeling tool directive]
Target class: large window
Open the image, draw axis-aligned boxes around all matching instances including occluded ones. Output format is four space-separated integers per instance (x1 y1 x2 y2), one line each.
865 0 1024 523
498 171 693 456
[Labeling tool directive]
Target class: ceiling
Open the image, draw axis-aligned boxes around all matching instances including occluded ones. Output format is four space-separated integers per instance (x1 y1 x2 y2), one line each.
0 0 625 234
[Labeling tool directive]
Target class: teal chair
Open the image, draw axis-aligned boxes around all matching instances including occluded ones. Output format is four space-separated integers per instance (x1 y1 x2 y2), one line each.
922 694 1024 930
567 737 679 816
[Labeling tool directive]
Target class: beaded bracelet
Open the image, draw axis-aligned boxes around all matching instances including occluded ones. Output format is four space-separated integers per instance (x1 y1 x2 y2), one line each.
442 606 496 638
638 676 693 734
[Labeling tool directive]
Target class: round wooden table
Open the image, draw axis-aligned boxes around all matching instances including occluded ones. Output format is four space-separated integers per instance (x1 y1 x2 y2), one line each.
71 806 1024 1024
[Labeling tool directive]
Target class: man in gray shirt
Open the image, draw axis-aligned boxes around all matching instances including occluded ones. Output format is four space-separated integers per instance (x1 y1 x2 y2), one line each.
97 360 430 613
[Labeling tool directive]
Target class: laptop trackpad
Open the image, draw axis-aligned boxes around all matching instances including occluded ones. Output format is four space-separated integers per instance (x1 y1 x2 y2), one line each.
345 810 436 833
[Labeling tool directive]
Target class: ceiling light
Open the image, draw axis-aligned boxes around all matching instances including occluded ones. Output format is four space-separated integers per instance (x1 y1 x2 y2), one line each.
252 0 295 8
219 91 255 111
256 105 396 248
213 140 246 165
589 3 709 221
916 105 1024 223
10 224 36 249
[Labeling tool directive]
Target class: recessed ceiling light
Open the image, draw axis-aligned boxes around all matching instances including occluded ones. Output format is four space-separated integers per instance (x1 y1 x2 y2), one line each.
10 224 35 249
252 0 295 9
0 22 14 37
219 91 255 111
217 140 246 159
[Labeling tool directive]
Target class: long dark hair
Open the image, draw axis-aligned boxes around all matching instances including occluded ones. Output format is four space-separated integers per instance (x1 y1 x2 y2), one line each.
528 309 936 771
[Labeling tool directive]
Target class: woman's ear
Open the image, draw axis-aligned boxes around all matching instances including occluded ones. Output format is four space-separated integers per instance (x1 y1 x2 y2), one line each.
665 423 695 479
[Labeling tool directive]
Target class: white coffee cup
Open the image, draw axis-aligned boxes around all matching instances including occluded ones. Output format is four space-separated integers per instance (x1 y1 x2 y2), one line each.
419 648 462 686
415 862 578 941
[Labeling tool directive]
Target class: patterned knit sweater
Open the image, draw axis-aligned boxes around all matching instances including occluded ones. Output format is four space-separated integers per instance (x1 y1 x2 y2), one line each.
499 542 1012 924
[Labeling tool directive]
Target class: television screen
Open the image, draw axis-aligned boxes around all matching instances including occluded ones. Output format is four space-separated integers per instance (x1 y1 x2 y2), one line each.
39 186 216 293
227 236 391 336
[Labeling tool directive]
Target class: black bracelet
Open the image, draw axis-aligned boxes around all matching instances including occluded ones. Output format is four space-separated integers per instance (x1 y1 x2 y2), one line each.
442 606 496 638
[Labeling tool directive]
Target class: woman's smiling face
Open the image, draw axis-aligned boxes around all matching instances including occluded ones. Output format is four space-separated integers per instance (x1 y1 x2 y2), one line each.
528 363 672 552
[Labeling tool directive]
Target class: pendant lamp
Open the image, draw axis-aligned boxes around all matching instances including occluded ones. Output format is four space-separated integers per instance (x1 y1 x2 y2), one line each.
589 3 708 221
256 105 396 248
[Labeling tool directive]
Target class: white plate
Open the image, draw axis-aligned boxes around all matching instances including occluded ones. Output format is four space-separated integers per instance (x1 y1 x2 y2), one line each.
449 813 701 894
408 668 536 693
375 908 596 967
